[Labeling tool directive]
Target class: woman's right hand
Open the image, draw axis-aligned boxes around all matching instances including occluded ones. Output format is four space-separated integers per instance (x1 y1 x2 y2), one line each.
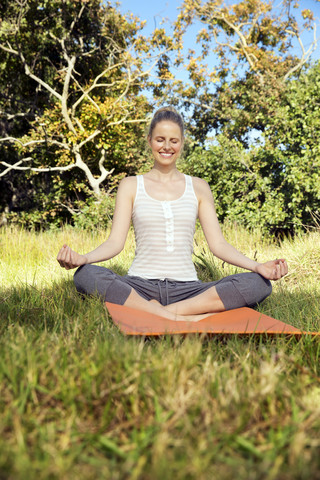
57 244 88 270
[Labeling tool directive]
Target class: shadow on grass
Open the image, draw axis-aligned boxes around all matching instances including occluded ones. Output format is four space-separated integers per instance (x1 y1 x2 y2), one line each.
0 277 123 341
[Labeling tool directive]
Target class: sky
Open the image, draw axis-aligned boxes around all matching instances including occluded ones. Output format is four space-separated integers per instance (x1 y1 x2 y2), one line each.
118 0 320 71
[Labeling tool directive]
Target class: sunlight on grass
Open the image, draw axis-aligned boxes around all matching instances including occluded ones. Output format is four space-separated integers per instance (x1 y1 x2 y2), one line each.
0 225 319 479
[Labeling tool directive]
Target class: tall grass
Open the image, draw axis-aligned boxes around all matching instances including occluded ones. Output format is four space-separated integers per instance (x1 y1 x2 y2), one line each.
0 225 319 480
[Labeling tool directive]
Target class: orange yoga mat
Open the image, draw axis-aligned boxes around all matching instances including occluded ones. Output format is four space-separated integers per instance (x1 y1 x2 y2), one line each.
105 302 319 336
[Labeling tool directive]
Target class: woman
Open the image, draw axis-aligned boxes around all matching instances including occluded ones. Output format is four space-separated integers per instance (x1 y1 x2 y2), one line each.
57 107 288 321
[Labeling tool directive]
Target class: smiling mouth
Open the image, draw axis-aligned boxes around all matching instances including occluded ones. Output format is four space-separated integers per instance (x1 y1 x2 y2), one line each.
159 152 174 157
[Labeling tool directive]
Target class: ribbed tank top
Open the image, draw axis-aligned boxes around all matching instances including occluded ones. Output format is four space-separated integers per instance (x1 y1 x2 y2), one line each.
127 174 199 281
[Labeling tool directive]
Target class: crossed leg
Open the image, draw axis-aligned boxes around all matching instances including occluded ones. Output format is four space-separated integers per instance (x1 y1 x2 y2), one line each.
74 266 272 322
123 288 216 322
162 285 225 316
74 265 225 322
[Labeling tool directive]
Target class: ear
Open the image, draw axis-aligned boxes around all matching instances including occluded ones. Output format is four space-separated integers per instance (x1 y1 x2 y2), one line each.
147 135 152 148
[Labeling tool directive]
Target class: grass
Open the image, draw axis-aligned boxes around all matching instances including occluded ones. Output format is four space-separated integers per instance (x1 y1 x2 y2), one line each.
0 224 320 480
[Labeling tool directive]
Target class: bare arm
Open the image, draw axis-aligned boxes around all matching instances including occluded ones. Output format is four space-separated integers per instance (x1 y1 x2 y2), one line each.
194 177 288 280
57 176 136 270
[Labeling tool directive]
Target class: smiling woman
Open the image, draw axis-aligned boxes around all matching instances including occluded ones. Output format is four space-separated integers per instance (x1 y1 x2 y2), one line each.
57 106 288 322
148 120 182 171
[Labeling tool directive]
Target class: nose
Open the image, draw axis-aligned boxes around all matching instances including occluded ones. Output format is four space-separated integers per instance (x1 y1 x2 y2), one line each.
164 140 171 150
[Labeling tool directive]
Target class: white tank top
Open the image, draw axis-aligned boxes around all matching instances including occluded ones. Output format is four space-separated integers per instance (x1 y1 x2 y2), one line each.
127 174 199 281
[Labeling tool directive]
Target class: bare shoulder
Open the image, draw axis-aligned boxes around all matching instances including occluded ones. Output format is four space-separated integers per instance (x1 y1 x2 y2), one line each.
191 176 213 201
112 176 137 212
119 175 137 188
117 175 137 196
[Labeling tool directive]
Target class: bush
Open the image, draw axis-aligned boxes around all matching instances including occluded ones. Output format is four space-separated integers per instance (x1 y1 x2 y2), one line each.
72 194 116 230
182 63 320 235
181 136 286 234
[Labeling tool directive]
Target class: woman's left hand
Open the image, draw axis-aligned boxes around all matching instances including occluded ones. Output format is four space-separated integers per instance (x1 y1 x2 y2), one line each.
255 259 288 280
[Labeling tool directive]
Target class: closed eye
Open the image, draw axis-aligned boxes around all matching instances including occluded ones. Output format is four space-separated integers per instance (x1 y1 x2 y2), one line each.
155 138 179 143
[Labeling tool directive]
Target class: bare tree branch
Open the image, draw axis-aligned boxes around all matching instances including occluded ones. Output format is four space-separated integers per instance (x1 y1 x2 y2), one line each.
0 158 77 176
201 7 265 85
0 136 70 150
97 149 115 185
0 42 19 55
0 137 45 147
77 130 101 148
20 51 62 101
61 51 77 133
0 111 34 120
283 23 318 81
0 157 32 177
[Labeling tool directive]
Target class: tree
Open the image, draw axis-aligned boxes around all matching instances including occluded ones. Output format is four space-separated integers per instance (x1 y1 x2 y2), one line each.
170 0 318 145
0 0 172 224
180 61 320 234
164 0 319 234
260 60 320 231
180 135 286 234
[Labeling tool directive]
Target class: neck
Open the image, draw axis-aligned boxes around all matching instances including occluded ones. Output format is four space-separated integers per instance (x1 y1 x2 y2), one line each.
149 165 181 180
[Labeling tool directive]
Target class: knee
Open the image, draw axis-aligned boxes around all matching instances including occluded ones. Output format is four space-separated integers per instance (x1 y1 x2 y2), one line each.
73 265 130 304
234 272 272 308
215 273 272 310
252 274 272 305
73 264 94 293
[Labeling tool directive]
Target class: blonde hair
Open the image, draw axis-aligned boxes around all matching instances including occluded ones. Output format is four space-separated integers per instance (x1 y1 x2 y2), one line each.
148 106 184 138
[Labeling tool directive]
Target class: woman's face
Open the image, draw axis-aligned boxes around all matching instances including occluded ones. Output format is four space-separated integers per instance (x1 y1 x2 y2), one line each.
148 120 183 168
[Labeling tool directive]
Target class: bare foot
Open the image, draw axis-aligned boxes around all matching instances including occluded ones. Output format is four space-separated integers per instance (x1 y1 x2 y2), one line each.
174 312 215 322
149 299 214 322
149 299 162 306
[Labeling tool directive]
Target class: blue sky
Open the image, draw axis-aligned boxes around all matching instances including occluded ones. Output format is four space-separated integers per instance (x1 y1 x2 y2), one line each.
118 0 319 67
119 0 181 28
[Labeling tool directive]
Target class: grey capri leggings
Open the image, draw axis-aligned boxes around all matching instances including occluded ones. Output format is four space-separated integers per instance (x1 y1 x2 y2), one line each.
73 265 272 311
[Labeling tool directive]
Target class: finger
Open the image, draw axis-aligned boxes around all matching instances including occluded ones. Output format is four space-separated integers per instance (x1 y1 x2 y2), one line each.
275 263 281 279
67 248 80 269
59 246 72 269
271 262 281 280
274 260 287 279
64 247 73 269
57 251 66 267
57 245 68 264
278 259 287 277
70 250 77 269
57 246 65 261
280 261 287 277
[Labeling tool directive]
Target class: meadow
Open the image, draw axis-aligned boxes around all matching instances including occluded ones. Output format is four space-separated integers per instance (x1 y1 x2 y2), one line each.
0 224 319 480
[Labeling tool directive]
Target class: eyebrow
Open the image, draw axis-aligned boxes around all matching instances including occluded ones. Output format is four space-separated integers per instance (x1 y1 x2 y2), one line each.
155 136 180 140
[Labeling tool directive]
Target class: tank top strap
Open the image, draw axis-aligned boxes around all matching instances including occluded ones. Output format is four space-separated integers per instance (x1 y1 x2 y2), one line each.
132 175 143 207
136 174 143 190
137 175 147 197
184 174 197 200
184 174 191 189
